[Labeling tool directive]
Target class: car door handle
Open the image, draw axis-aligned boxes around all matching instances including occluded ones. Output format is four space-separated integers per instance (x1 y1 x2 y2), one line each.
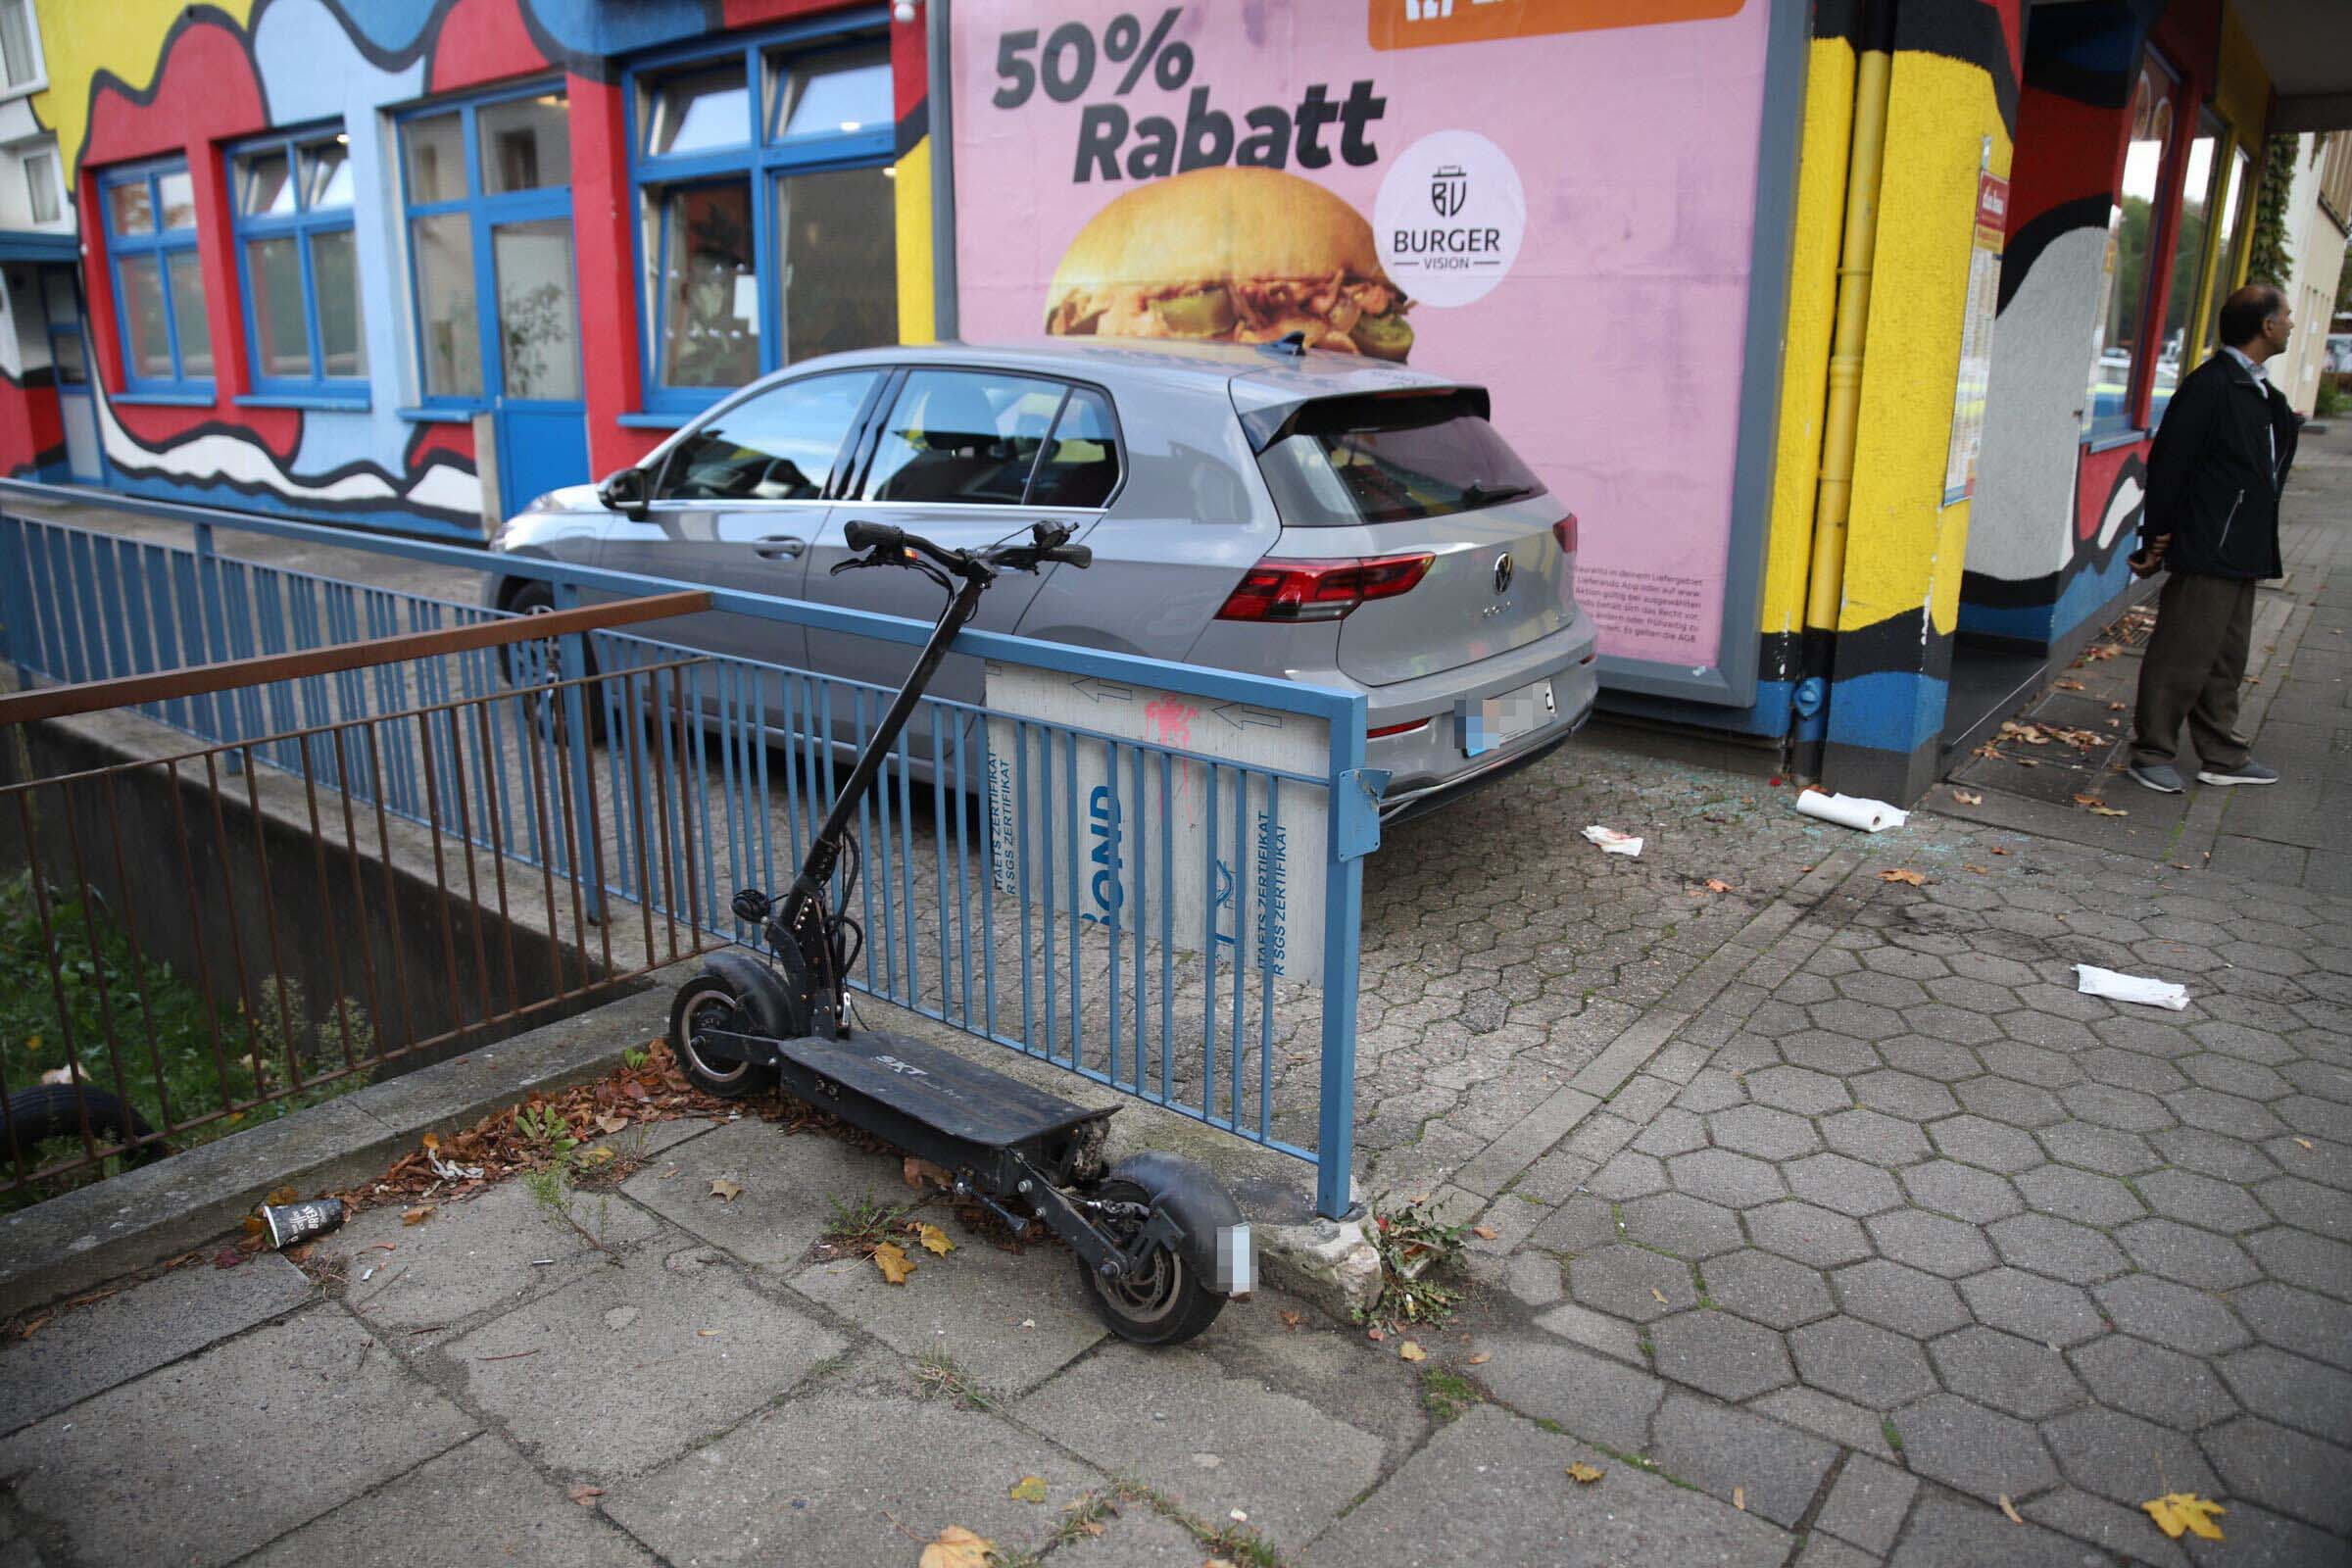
753 536 806 560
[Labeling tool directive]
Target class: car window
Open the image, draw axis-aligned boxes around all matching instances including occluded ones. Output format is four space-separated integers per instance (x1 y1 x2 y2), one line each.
859 369 1059 505
1025 386 1120 509
1255 391 1546 525
658 369 877 502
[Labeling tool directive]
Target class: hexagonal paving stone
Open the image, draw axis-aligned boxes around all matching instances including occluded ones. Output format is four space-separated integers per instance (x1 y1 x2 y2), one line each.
2074 1335 2239 1430
1813 1000 1904 1041
1747 1064 1849 1116
1781 1031 1881 1076
1979 1041 2082 1090
1649 1309 1795 1401
2013 1164 2146 1227
2181 1054 2292 1101
1790 1318 1938 1410
1589 1150 1671 1200
1926 1115 2048 1175
1948 951 2035 987
1666 1148 1787 1209
1838 971 1931 1009
1568 1244 1697 1322
1987 1214 2128 1285
2246 1228 2352 1296
2034 1120 2161 1175
2217 1347 2352 1446
1879 1039 1984 1084
1929 1326 2087 1419
2117 1218 2261 1291
1928 976 2019 1015
1862 946 1950 980
2079 1047 2188 1096
1823 1108 1932 1166
2172 1088 2286 1141
2256 1174 2352 1241
1868 1209 1997 1279
1786 1152 1903 1217
1705 1250 1835 1330
1851 1071 1962 1122
1893 1394 2057 1503
1911 1005 2003 1047
1707 1103 1823 1162
2202 1416 2352 1538
1959 1268 2104 1348
2150 1125 2280 1185
1832 1258 1971 1338
2134 1169 2270 1234
1618 1193 1745 1259
1745 1201 1872 1269
1898 1160 2023 1224
2090 1276 2248 1358
1954 1076 2066 1128
2042 1407 2221 1508
2060 1082 2175 1134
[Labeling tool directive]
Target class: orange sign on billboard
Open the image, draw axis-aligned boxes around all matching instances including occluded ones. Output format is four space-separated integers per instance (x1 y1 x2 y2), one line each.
1370 0 1745 52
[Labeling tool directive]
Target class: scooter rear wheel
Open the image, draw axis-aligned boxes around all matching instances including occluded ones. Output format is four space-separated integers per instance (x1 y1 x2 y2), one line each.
1078 1177 1225 1346
669 973 779 1100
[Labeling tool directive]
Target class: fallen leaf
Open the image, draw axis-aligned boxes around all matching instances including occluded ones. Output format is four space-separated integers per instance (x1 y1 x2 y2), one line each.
1003 1475 1050 1505
1951 790 1984 806
1705 877 1735 893
2295 1138 2314 1151
420 1133 441 1152
904 1156 952 1189
873 1242 915 1285
1205 1560 1239 1568
710 1178 744 1202
1965 864 1990 875
2086 805 2129 817
1734 1486 1746 1511
1366 1326 1386 1342
918 1525 995 1568
2073 793 2103 807
1879 868 1927 886
595 1113 628 1135
1279 1310 1303 1332
697 1329 720 1338
1650 1287 1668 1304
1567 1462 1604 1484
1990 846 2011 856
213 1248 245 1270
2053 678 2084 691
401 1205 434 1226
1398 1341 1428 1361
1999 1494 2023 1525
2108 700 2129 710
1472 1225 1498 1241
566 1483 605 1507
916 1222 956 1256
2141 1493 2226 1542
2014 758 2040 767
1469 1351 1493 1366
265 1185 299 1206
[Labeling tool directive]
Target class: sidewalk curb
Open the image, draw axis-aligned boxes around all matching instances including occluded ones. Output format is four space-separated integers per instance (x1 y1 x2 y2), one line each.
0 982 671 1318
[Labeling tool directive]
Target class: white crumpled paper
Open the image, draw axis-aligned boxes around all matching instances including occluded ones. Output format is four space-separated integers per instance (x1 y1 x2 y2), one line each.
1582 825 1644 858
1795 790 1909 833
2074 962 2188 1011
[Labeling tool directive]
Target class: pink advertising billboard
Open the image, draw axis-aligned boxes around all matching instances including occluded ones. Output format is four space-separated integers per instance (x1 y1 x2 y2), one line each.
950 0 1792 691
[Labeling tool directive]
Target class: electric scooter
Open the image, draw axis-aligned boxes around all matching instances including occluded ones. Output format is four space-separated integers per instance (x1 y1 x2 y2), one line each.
667 519 1251 1345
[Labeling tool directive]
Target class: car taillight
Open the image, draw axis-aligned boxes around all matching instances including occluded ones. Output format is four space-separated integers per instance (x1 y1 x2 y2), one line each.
1368 717 1431 739
1552 514 1578 556
1215 553 1434 622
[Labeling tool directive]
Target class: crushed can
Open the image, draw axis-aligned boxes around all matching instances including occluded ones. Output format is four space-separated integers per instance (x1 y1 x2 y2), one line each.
260 1198 345 1250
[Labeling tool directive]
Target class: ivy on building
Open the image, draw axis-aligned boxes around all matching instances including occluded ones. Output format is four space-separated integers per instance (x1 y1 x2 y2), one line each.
2244 134 2297 290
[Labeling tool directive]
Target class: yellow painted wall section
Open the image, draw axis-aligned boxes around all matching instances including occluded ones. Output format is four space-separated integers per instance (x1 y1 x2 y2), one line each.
1764 33 1857 643
1838 47 2010 641
894 133 936 345
2214 5 2271 143
27 0 259 181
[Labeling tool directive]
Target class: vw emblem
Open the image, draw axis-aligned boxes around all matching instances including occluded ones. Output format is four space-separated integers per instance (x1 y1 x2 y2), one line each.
1431 165 1468 218
1493 554 1514 595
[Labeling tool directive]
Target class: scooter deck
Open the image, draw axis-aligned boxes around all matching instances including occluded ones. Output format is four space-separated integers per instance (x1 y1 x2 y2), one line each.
776 1029 1110 1150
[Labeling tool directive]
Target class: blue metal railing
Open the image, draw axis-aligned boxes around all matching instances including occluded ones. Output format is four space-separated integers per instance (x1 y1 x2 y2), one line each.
0 481 1376 1217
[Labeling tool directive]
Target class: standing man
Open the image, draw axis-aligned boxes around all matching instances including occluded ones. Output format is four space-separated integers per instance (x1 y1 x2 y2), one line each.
2126 283 2299 794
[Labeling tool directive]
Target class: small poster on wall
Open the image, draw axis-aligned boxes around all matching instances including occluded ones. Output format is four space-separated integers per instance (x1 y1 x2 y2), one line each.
1944 149 2007 508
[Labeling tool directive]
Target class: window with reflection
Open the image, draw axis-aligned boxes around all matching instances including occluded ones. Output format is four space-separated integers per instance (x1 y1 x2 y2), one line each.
628 32 897 412
231 126 368 394
98 159 211 395
2204 141 2253 358
2148 122 2218 424
2084 56 2177 436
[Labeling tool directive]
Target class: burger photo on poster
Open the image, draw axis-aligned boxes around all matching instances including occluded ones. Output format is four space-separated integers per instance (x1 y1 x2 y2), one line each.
1044 167 1415 362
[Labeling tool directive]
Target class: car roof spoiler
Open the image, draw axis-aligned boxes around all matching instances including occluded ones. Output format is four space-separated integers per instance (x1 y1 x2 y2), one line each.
1231 381 1494 455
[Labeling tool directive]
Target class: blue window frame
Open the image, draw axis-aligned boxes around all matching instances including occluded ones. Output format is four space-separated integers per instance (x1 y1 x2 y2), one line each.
231 126 368 401
98 159 213 397
625 15 899 416
397 81 580 412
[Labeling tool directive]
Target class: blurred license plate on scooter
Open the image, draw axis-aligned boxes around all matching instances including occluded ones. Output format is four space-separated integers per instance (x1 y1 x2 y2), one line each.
1458 679 1556 758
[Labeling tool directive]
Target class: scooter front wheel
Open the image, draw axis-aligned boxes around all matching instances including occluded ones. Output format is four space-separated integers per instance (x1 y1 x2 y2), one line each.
1078 1176 1226 1346
669 972 779 1100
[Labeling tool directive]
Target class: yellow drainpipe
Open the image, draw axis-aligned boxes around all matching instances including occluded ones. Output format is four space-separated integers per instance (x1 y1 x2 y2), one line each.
1803 43 1895 634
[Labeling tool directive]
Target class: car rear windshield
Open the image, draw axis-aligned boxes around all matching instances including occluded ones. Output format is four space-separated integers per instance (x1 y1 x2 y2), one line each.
1254 391 1546 525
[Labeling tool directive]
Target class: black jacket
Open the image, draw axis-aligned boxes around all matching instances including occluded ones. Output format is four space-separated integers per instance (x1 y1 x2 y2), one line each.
2142 349 2298 580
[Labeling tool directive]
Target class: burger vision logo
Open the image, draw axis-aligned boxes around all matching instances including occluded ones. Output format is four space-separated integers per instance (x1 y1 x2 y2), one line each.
1376 129 1525 308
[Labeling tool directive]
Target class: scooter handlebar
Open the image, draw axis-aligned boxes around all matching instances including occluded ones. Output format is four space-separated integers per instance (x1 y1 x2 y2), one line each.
1040 545 1092 568
841 520 904 554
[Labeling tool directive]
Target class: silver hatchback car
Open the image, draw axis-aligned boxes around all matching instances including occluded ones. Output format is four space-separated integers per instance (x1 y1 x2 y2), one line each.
487 338 1598 819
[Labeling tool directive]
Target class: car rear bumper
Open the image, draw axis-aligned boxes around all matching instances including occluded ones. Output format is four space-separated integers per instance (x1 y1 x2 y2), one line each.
1360 606 1600 810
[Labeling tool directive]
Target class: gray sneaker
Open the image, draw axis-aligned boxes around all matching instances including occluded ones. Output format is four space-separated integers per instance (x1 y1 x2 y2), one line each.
2197 759 2280 786
2128 761 2185 794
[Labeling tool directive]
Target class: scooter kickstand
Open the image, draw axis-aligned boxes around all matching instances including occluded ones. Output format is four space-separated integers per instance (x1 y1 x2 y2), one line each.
952 1176 1032 1240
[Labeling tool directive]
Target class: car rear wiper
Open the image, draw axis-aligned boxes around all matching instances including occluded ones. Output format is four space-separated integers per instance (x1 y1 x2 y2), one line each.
1458 482 1537 509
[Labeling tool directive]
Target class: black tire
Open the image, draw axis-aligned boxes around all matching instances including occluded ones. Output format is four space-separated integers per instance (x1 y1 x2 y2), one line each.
668 964 783 1100
5 1084 164 1164
498 580 607 741
1077 1175 1227 1346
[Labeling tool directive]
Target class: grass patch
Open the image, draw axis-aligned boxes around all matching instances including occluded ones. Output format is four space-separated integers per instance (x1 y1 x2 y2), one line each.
820 1194 907 1255
1355 1199 1470 1333
1881 1416 1904 1453
911 1348 994 1411
1420 1367 1482 1424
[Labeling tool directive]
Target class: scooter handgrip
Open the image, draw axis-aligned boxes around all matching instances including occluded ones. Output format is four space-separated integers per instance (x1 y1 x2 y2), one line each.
843 520 903 553
1044 545 1093 568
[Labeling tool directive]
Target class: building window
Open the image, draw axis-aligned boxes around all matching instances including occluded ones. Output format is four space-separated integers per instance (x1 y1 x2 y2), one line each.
0 0 44 94
2084 55 2177 437
231 128 368 396
21 146 59 223
99 160 212 395
2203 138 2254 359
2148 118 2220 424
627 24 898 414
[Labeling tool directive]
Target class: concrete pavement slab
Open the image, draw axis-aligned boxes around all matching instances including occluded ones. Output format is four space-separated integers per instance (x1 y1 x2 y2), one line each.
241 1432 658 1567
0 1306 475 1568
1043 1504 1205 1565
1646 1392 1836 1527
1014 1342 1385 1548
1301 1404 1789 1568
603 1386 1102 1567
618 1118 909 1265
1472 1329 1666 1452
443 1246 846 1476
0 1253 311 1434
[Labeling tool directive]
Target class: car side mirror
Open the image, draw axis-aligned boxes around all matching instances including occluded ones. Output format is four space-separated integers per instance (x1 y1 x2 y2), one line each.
599 466 651 521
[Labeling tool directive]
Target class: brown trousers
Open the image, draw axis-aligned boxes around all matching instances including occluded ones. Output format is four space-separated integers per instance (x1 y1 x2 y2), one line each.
2130 571 2255 771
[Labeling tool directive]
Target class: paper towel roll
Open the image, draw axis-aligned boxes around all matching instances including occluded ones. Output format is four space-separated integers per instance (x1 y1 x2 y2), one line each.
1794 791 1909 833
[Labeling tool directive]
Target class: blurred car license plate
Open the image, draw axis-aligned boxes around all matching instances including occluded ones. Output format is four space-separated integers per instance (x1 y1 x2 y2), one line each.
1459 679 1556 758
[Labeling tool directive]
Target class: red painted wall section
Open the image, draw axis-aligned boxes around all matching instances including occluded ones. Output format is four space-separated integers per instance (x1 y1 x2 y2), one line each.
722 0 851 30
892 8 927 125
427 0 553 94
406 419 476 473
2077 438 2142 547
569 73 661 476
0 373 67 475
